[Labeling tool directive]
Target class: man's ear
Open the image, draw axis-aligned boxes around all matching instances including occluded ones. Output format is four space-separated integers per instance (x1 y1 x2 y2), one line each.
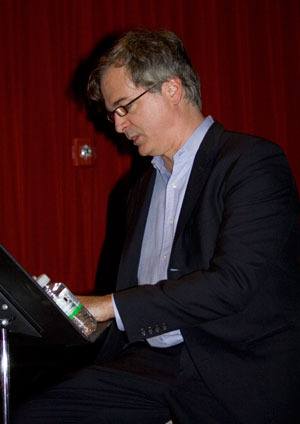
162 77 183 104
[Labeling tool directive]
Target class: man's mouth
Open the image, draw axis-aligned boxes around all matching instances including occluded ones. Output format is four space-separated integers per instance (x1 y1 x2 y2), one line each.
132 136 141 145
127 134 141 145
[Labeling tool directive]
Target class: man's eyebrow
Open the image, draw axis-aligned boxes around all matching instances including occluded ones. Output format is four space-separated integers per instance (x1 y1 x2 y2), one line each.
111 96 128 108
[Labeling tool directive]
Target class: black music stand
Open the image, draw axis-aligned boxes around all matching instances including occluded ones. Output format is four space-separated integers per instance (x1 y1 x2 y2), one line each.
0 244 109 424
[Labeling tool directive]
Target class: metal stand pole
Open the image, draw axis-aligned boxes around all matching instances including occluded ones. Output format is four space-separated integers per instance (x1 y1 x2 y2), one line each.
1 320 10 424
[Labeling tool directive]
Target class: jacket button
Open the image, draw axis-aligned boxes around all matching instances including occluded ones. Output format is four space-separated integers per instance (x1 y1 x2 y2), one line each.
140 328 146 337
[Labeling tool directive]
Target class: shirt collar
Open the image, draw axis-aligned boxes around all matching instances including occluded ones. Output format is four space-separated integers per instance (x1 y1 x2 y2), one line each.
152 115 214 175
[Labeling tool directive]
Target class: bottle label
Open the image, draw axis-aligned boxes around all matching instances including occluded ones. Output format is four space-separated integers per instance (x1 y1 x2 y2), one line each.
56 288 82 318
68 303 83 319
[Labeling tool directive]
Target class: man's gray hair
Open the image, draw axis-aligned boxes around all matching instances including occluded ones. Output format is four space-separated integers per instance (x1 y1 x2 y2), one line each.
87 29 202 109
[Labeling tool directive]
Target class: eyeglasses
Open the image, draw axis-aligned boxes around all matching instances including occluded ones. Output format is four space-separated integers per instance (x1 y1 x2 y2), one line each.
106 83 159 123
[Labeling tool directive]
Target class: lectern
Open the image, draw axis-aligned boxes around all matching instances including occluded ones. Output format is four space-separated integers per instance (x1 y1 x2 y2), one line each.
0 244 109 424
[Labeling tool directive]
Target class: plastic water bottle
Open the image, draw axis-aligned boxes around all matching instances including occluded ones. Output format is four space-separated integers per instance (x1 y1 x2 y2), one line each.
36 274 98 337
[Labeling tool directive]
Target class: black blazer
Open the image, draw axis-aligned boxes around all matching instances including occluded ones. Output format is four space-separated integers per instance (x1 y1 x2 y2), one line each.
109 122 300 422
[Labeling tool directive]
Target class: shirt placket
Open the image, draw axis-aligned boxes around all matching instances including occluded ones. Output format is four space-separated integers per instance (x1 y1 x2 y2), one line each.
159 175 178 277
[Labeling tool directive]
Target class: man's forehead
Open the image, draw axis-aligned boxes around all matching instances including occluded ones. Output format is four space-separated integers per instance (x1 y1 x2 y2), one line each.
101 65 137 106
101 66 135 91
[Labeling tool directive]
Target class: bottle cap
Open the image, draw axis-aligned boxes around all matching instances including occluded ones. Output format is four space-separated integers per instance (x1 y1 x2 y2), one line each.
36 274 51 288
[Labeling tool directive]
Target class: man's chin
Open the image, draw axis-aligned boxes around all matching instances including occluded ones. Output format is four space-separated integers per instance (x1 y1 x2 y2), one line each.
137 144 151 157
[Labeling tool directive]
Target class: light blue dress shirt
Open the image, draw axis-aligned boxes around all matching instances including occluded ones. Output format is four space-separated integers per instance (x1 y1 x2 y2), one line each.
113 116 214 347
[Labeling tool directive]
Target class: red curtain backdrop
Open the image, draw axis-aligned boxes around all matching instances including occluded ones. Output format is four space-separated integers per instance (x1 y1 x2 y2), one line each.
0 0 299 293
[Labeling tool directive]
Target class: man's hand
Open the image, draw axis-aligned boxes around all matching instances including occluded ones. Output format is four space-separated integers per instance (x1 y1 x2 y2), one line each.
77 295 115 322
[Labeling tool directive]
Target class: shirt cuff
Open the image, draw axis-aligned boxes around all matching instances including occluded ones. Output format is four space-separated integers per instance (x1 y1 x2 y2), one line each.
112 294 125 331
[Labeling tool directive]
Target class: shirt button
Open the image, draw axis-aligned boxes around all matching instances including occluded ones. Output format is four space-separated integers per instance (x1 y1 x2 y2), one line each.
172 184 177 189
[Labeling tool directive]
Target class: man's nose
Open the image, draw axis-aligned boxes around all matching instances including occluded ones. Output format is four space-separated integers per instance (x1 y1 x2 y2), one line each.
114 114 129 134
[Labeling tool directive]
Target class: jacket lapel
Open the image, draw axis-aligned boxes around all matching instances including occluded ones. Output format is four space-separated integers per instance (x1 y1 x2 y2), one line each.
173 122 226 244
117 167 156 290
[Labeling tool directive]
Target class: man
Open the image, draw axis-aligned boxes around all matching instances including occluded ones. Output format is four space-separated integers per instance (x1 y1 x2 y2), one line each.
13 30 300 423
